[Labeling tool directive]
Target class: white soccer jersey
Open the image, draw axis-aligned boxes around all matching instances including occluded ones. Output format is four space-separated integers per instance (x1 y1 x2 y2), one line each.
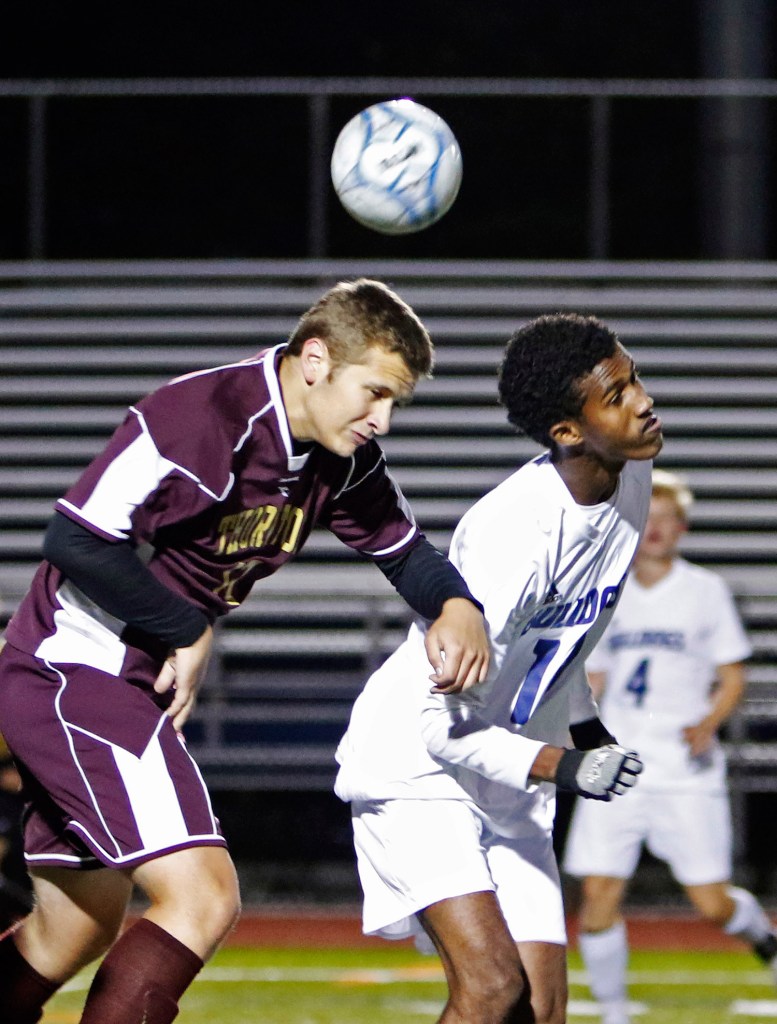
585 558 752 792
335 455 652 838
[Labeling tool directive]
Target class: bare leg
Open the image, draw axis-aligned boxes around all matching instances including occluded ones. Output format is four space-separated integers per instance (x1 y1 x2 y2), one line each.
514 940 567 1024
131 845 240 960
16 866 132 982
0 866 130 1023
418 890 566 1024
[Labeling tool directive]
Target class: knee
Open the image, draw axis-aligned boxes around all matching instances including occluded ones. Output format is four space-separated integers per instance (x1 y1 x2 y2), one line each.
699 898 733 928
194 861 242 943
578 876 624 932
138 849 242 950
450 949 526 1024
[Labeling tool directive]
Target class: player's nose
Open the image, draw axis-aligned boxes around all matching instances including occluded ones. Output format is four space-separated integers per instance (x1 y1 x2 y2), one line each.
367 401 393 436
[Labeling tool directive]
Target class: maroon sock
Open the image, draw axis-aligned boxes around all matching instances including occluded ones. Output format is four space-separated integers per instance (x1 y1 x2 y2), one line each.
0 930 61 1024
79 918 204 1024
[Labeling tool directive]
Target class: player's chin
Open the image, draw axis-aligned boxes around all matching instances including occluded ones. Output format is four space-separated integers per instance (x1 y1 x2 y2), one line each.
323 434 359 457
630 431 664 460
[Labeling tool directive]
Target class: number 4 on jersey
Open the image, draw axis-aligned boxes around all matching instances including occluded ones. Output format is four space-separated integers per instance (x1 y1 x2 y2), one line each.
625 658 649 706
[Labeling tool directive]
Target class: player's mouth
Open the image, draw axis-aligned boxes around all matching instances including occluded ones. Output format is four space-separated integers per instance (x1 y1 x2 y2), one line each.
351 430 371 447
642 413 663 436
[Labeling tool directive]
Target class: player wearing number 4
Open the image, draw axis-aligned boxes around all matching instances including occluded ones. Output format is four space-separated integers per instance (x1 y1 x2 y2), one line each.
564 470 777 1024
335 313 663 1024
0 279 490 1024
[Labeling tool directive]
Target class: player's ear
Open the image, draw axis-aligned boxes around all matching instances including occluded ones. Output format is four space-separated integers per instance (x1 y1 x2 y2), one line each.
548 418 584 448
299 337 331 385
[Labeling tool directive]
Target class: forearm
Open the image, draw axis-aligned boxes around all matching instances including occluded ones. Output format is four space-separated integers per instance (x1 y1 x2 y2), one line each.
44 512 209 649
527 744 565 783
377 537 483 620
705 665 746 729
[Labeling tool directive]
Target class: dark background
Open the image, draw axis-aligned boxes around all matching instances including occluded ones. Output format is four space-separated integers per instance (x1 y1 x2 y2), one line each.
2 1 774 261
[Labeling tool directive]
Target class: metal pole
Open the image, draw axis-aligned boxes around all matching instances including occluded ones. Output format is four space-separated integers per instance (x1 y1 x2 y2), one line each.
698 0 772 258
307 93 330 257
589 94 611 259
27 95 47 258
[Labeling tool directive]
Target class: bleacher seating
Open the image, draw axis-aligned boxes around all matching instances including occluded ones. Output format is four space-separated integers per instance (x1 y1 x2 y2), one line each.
2 258 777 792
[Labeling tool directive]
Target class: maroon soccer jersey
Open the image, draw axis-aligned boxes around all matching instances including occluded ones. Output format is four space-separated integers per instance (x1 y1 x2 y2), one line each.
7 346 419 679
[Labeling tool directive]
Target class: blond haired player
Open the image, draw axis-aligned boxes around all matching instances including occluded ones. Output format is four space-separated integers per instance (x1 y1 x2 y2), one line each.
564 470 777 1024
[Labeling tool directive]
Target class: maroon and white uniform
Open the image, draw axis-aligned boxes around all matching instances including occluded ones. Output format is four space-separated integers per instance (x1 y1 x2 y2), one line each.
0 345 420 869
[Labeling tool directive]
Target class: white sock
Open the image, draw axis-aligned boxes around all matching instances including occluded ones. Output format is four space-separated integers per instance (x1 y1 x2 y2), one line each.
579 920 630 1011
724 886 774 943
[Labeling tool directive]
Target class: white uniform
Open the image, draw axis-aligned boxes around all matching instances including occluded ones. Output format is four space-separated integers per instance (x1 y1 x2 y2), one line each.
563 558 752 885
335 454 652 942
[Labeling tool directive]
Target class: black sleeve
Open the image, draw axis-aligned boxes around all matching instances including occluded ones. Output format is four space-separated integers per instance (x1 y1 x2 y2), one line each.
569 717 618 750
43 512 210 649
375 536 484 621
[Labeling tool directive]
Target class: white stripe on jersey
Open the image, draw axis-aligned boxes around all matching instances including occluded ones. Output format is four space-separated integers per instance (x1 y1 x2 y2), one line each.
111 720 189 849
59 410 235 540
36 581 126 674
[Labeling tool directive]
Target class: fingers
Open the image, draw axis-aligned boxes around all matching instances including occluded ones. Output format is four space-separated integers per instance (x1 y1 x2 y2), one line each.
427 648 488 694
424 632 490 694
153 658 177 694
153 662 197 732
154 625 213 731
608 749 643 796
168 684 197 732
424 599 491 694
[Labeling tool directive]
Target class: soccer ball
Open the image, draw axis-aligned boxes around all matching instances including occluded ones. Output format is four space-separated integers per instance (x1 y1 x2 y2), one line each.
330 99 463 236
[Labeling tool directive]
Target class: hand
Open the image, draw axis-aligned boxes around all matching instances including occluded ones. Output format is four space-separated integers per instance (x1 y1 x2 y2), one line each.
153 624 214 732
425 597 490 694
682 719 716 758
555 744 643 801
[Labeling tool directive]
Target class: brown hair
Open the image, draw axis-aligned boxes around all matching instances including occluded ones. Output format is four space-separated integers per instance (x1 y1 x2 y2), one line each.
285 278 434 379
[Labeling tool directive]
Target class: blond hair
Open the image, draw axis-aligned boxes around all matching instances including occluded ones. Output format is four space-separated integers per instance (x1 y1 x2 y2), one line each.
651 469 694 521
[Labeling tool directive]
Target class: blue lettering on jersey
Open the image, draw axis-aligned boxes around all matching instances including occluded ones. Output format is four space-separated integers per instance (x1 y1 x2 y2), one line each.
609 630 685 652
507 574 627 725
520 579 624 636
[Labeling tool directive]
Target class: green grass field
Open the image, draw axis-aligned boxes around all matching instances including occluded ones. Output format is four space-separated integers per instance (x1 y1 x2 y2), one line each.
42 943 777 1024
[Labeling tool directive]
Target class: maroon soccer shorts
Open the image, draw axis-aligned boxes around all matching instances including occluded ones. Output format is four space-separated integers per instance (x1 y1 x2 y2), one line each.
0 642 226 869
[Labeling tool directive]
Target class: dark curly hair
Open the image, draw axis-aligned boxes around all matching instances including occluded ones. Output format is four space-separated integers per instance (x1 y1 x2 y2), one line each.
498 313 619 447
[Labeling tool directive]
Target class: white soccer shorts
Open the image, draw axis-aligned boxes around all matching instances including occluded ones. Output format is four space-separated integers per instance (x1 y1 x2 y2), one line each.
351 797 566 945
563 786 733 887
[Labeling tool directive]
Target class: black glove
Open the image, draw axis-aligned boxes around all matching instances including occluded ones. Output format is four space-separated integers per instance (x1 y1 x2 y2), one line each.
556 744 643 801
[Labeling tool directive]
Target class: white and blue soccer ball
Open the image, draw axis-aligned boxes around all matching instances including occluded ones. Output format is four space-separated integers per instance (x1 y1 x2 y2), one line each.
331 99 463 236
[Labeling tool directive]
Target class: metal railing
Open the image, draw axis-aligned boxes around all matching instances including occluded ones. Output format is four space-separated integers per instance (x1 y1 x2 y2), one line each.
3 76 777 260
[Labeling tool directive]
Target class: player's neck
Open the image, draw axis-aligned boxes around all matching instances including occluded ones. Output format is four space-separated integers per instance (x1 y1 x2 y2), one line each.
553 455 621 506
278 355 313 441
633 554 675 587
